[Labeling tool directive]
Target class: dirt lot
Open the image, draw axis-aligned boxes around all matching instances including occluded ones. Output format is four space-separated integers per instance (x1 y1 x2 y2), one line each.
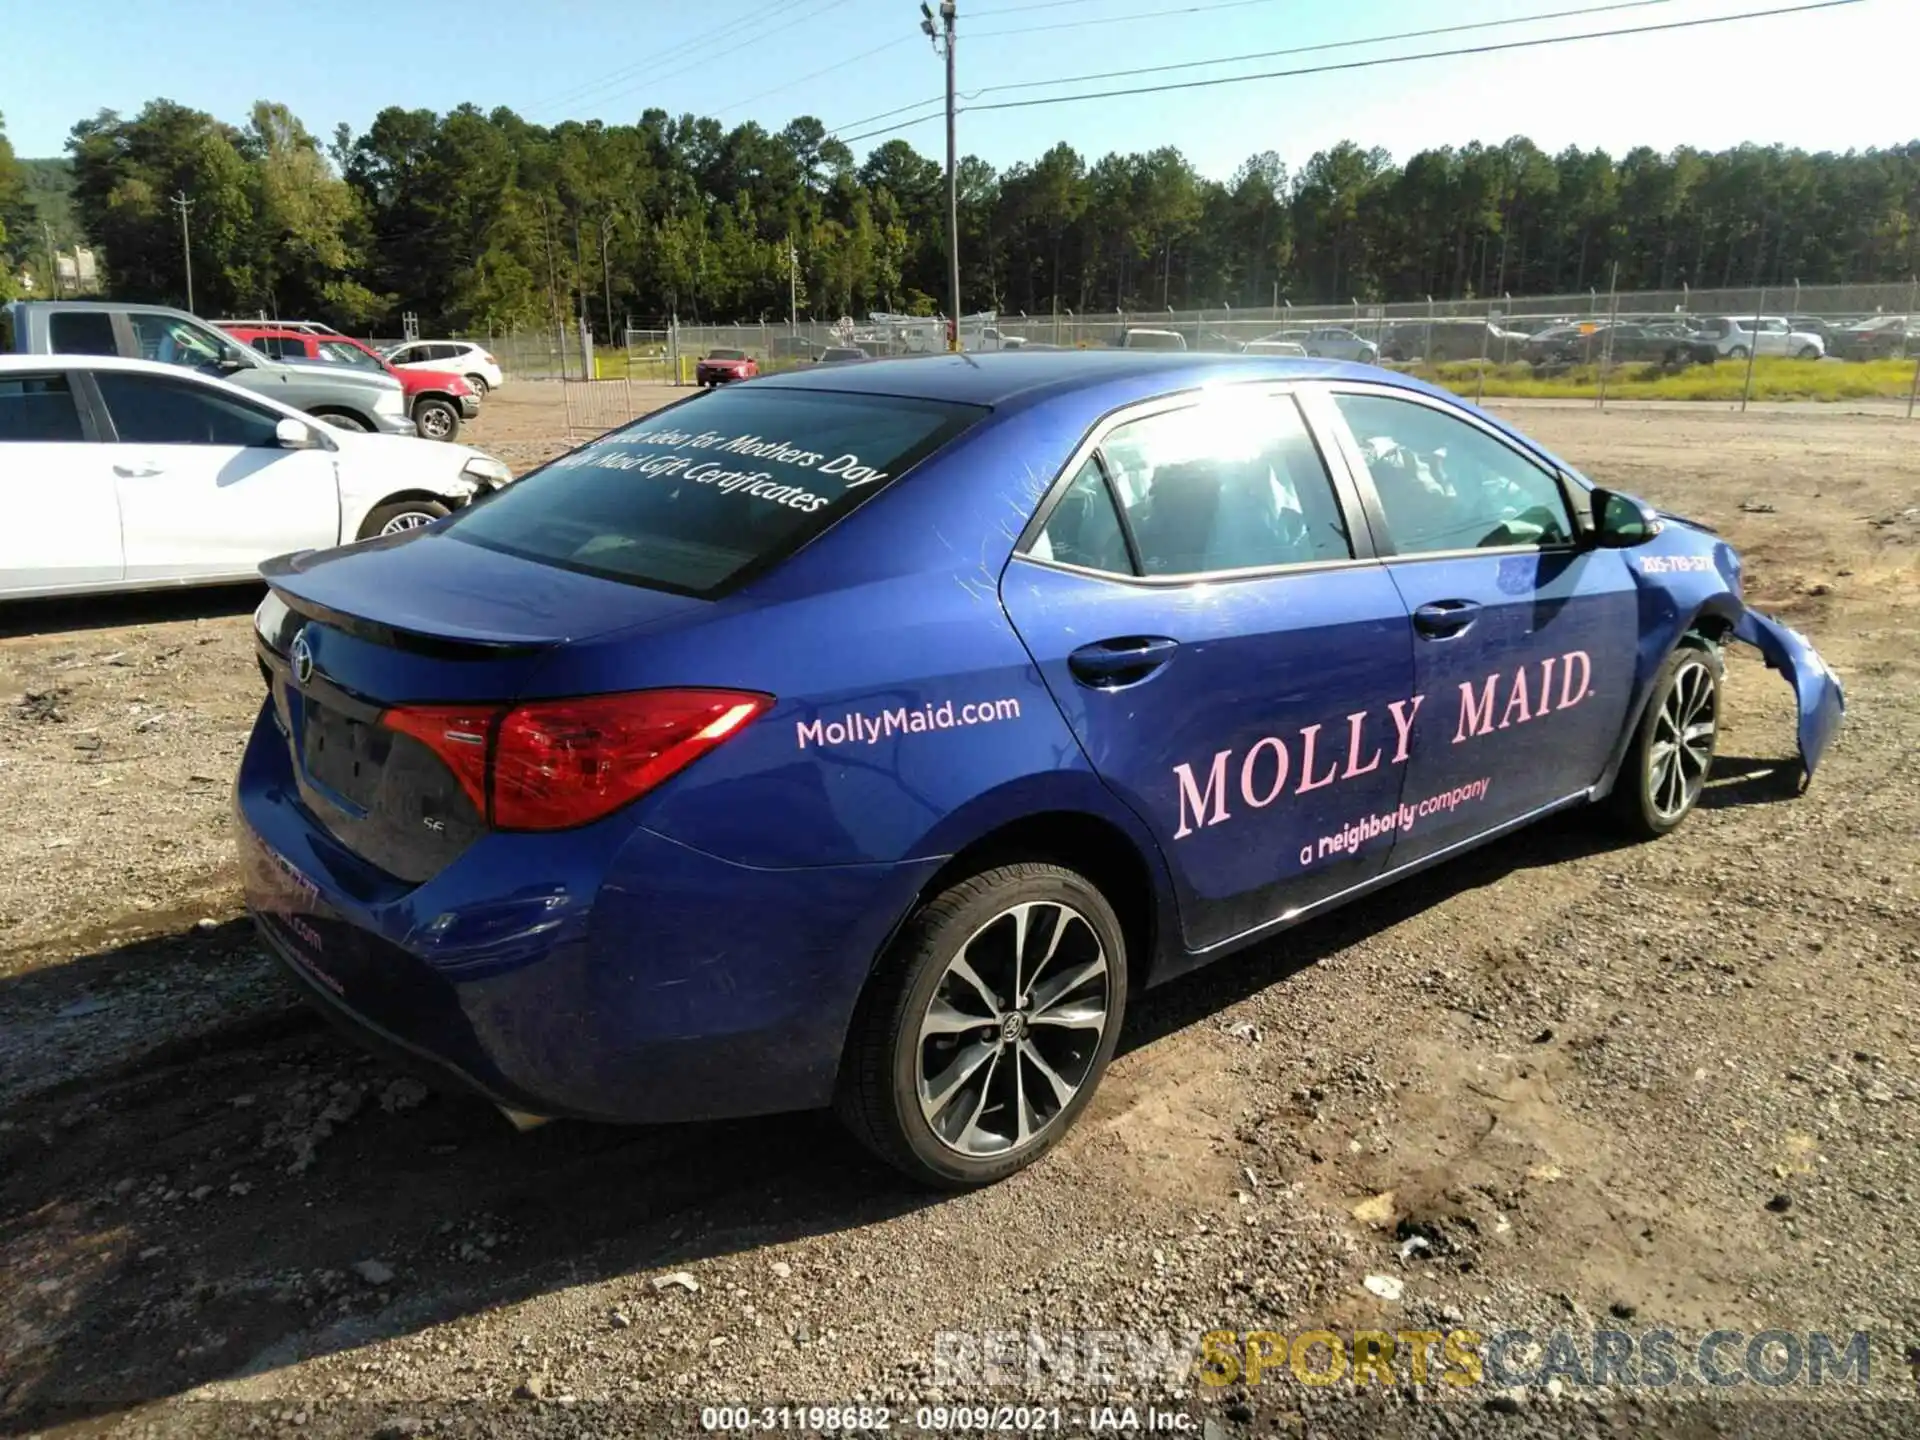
1 394 1916 1438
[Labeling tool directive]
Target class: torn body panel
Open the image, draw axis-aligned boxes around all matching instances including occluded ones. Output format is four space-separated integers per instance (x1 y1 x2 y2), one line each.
1733 608 1846 779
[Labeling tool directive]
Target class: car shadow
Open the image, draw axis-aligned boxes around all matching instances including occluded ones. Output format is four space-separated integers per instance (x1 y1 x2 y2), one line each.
0 582 264 641
1696 752 1804 811
0 798 1747 1427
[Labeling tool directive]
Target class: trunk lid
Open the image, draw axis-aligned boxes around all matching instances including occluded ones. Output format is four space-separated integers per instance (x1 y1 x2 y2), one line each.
258 531 704 882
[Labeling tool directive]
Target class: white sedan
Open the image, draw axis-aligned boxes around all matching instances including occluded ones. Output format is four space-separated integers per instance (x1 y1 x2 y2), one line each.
0 355 515 600
382 340 505 395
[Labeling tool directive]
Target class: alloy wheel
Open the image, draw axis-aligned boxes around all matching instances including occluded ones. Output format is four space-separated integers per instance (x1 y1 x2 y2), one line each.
915 900 1110 1158
379 510 438 536
1648 657 1716 821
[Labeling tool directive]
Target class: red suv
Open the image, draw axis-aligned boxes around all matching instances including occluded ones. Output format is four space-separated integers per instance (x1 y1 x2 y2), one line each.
695 347 760 386
222 326 481 442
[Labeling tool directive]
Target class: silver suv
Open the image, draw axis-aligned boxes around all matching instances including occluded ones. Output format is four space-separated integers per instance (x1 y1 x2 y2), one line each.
4 301 414 434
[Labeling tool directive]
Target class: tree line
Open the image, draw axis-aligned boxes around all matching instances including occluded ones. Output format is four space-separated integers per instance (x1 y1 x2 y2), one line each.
2 100 1916 329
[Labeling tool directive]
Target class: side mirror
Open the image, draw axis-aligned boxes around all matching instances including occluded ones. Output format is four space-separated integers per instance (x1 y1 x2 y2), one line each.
275 417 320 450
1590 488 1662 548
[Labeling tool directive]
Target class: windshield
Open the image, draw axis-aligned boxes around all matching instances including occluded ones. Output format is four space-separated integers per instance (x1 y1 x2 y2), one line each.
445 386 986 596
707 349 748 361
318 339 386 372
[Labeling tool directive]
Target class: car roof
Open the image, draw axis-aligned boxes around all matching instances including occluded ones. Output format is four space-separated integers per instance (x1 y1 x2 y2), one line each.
0 353 241 376
749 349 1409 411
0 354 310 419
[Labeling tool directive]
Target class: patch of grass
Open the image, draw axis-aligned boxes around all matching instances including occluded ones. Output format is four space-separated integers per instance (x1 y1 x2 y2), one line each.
1406 356 1918 403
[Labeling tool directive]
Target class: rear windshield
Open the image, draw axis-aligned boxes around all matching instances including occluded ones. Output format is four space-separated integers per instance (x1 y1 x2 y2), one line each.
445 385 985 596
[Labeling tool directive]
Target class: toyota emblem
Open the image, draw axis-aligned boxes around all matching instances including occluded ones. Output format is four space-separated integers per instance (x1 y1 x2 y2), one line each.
290 627 315 686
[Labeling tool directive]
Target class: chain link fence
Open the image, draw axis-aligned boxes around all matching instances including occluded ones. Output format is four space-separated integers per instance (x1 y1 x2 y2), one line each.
453 278 1920 417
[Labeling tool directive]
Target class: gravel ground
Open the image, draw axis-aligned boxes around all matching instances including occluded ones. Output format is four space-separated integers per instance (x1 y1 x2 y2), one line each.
0 398 1916 1439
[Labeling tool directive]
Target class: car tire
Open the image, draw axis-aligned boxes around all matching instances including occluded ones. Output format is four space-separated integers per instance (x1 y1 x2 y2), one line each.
413 397 460 442
357 499 452 541
464 373 490 398
1429 346 1451 363
1606 642 1723 840
315 411 371 433
1728 345 1750 360
1795 345 1819 361
836 862 1128 1189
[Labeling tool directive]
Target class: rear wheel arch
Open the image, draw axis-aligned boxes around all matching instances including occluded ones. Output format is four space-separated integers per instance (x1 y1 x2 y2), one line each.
889 809 1164 1004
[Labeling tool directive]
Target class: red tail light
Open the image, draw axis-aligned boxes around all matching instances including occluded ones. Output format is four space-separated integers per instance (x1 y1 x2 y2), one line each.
379 689 769 832
381 705 493 814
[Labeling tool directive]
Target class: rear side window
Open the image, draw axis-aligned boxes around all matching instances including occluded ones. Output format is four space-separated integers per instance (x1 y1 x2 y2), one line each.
0 374 85 441
1092 394 1353 575
49 311 120 356
446 386 984 596
1030 459 1132 574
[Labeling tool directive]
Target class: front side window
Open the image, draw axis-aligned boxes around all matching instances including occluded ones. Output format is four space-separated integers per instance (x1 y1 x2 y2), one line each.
92 371 281 447
48 311 119 356
1332 393 1573 555
445 386 984 596
0 374 85 441
127 313 247 372
1087 394 1352 576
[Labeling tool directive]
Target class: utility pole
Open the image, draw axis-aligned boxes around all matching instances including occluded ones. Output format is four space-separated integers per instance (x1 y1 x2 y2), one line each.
42 220 62 299
169 192 196 313
599 212 618 346
922 0 960 351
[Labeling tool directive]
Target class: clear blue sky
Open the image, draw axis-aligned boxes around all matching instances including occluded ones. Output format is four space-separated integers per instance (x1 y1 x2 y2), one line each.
5 0 1910 175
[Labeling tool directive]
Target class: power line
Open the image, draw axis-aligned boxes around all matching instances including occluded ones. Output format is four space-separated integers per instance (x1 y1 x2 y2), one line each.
535 0 856 118
829 0 1670 144
714 35 917 118
965 0 1864 112
835 0 1863 141
529 7 790 113
968 0 1293 39
973 0 1675 99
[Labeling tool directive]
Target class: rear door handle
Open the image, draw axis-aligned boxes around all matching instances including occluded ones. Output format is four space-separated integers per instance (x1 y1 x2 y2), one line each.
1412 599 1482 638
113 462 163 478
1067 636 1178 688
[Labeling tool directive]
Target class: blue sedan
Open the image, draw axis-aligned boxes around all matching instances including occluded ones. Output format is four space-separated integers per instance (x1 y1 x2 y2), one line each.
235 352 1843 1187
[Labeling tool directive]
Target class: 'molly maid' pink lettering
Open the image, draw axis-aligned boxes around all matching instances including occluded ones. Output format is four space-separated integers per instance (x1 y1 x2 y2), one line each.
1168 650 1596 839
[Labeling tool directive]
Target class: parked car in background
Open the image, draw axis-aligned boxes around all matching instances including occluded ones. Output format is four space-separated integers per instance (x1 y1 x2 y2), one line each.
1827 314 1918 361
0 355 513 599
1692 316 1824 360
226 326 480 442
234 350 1841 1189
1379 319 1530 363
1784 315 1846 349
1119 328 1187 351
1522 322 1600 365
1241 339 1309 357
1536 322 1717 369
1268 326 1379 363
815 347 870 365
385 340 505 396
697 348 761 386
5 300 414 435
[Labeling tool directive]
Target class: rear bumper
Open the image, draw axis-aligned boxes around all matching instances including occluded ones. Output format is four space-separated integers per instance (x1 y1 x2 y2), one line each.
235 709 940 1124
372 411 418 436
457 394 482 418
